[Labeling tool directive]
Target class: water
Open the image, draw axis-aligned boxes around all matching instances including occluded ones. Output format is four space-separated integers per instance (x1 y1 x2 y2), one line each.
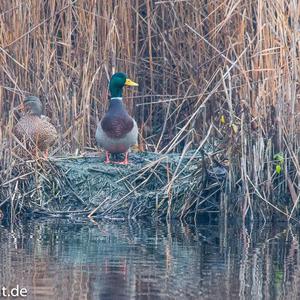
0 219 298 300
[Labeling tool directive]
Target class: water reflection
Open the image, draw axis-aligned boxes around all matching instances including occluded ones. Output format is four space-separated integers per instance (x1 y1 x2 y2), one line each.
0 219 298 299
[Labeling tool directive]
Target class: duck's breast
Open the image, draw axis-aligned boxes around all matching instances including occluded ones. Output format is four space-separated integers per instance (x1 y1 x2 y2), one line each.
100 110 135 139
15 115 38 138
96 118 138 153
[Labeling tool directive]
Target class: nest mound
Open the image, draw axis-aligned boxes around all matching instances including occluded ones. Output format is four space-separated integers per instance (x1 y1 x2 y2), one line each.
2 150 227 220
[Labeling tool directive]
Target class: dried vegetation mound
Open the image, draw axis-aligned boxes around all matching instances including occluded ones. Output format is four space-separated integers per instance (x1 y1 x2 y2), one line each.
2 150 227 220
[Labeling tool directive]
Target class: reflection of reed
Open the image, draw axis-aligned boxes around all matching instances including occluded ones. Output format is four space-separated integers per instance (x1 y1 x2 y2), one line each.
281 226 300 300
0 220 300 299
32 258 55 299
236 224 300 300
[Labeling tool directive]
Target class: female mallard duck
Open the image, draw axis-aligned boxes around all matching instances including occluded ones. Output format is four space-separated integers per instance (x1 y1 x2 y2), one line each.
96 72 138 165
14 96 58 158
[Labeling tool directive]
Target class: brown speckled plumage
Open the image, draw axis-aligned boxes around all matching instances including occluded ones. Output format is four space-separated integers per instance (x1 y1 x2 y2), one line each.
15 115 57 152
14 96 58 155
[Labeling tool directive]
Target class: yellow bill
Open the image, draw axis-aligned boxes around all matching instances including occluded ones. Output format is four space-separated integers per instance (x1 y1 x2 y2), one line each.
125 78 139 87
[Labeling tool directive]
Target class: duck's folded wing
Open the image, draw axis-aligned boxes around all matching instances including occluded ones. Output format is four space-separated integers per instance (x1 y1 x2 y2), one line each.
101 113 134 139
39 120 58 148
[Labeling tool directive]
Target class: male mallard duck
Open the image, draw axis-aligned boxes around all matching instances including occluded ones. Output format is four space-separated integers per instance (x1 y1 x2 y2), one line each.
14 96 58 158
96 72 138 165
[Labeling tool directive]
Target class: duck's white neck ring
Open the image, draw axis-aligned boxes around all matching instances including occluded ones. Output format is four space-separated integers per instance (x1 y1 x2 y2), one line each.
110 97 123 101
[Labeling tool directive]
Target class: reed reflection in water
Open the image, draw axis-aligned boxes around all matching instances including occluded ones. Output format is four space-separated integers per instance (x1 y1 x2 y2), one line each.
0 219 298 299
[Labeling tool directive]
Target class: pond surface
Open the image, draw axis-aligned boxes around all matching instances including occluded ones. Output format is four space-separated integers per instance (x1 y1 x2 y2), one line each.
0 218 298 300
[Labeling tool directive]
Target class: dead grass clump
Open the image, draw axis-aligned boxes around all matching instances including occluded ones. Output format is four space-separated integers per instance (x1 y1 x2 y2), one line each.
1 147 227 221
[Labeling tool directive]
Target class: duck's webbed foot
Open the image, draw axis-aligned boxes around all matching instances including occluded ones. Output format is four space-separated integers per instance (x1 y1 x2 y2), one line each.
104 152 129 165
115 152 129 165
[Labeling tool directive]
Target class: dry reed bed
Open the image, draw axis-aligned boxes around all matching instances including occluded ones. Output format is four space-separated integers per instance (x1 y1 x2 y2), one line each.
0 1 300 221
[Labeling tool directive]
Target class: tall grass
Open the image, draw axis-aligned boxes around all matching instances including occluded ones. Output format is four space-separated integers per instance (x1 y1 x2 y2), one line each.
0 0 300 221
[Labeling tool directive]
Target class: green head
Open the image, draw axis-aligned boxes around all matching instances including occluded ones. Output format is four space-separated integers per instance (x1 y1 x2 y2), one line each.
109 72 138 98
24 96 43 116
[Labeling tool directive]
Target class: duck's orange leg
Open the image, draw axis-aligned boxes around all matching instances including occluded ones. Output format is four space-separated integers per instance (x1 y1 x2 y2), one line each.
34 134 41 159
104 151 111 164
44 149 49 159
